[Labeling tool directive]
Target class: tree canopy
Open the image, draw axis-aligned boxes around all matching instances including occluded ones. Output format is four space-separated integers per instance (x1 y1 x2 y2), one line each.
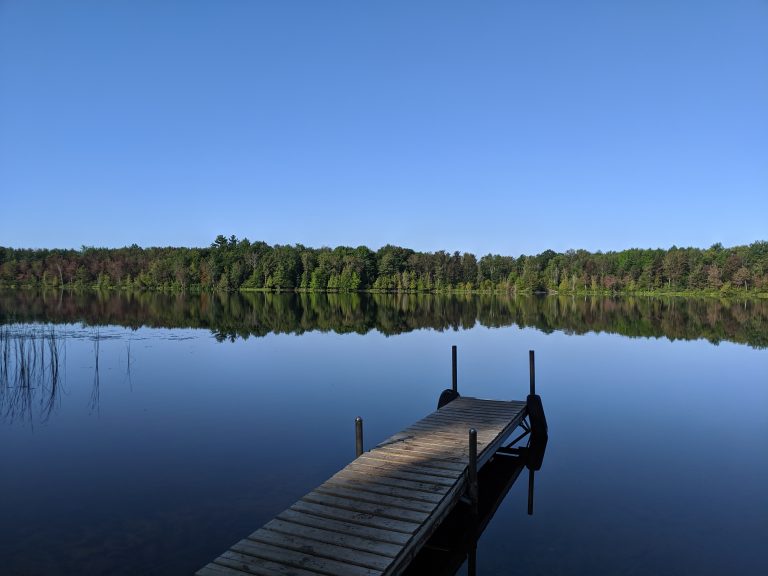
1 238 767 296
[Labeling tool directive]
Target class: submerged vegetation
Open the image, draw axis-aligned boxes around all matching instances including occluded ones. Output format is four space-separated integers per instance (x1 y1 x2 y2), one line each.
1 237 767 297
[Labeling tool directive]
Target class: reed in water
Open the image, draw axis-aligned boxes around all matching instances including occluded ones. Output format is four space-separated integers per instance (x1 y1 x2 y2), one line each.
0 325 64 422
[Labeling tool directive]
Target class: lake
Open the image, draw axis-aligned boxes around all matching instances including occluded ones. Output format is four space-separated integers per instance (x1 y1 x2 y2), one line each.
1 291 766 575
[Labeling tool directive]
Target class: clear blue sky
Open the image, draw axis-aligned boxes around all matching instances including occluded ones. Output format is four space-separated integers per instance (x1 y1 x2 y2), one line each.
1 1 766 256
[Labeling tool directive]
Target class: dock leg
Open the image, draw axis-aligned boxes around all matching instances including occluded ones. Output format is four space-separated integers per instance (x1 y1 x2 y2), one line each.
355 417 364 458
526 348 548 439
468 428 478 514
467 545 477 576
452 345 457 393
468 427 479 575
527 469 535 515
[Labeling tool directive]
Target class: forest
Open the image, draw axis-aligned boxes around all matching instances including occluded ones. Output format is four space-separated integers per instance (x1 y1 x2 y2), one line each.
1 236 767 296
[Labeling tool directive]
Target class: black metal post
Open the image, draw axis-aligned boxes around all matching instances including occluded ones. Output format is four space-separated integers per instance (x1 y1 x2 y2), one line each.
355 416 364 458
527 469 535 515
468 428 478 514
467 545 477 576
529 349 535 396
468 425 479 576
452 345 457 393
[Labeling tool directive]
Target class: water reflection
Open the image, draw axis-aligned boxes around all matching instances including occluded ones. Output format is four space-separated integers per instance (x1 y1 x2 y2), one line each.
89 328 101 415
1 290 766 348
0 325 65 424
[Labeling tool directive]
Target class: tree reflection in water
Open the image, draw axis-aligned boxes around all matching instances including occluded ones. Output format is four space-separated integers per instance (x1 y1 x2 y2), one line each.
1 290 766 348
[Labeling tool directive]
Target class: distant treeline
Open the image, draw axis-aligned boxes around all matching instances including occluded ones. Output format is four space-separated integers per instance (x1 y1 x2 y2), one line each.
1 291 766 349
1 236 767 296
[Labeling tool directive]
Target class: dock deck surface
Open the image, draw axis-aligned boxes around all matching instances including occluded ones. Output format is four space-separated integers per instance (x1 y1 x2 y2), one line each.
197 396 528 576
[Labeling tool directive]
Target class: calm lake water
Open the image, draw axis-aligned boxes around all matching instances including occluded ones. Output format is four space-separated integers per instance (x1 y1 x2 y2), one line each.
1 291 766 575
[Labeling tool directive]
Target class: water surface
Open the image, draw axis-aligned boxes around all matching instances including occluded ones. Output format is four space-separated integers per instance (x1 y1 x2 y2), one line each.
1 291 766 575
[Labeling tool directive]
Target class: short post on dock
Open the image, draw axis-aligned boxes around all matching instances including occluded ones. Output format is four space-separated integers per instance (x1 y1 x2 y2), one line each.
355 416 364 458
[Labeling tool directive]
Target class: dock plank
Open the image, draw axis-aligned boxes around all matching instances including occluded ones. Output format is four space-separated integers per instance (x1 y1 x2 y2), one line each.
314 483 436 513
353 454 460 479
344 461 457 487
329 470 448 501
263 518 402 558
214 550 323 576
290 500 421 534
360 448 466 470
198 397 528 576
301 491 430 524
231 539 383 576
276 508 411 546
197 564 251 576
247 529 392 572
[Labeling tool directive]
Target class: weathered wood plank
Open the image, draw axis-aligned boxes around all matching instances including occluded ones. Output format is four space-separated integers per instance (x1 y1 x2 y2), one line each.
438 405 518 418
197 563 250 576
378 435 471 453
290 500 421 534
345 460 458 487
439 403 525 417
418 413 511 428
376 433 467 451
230 539 382 576
400 426 497 445
451 398 527 409
301 491 430 523
369 443 467 472
354 454 459 479
405 417 504 433
276 508 411 546
441 402 525 415
215 550 324 576
263 518 401 558
362 446 467 471
248 529 392 571
314 483 436 513
328 470 448 501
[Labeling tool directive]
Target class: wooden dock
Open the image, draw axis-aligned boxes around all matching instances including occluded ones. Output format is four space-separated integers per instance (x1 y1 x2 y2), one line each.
197 396 529 576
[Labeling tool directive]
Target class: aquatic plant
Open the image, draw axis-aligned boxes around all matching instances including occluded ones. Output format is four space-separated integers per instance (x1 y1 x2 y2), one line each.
0 325 64 423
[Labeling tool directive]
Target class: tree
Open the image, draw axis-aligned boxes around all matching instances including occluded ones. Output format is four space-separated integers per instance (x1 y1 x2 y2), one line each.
733 267 751 291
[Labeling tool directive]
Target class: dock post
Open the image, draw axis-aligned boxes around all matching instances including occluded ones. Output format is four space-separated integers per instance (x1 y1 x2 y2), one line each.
452 345 457 393
438 345 461 408
528 468 535 515
527 349 548 439
468 426 479 576
529 350 535 396
468 428 478 514
355 417 364 458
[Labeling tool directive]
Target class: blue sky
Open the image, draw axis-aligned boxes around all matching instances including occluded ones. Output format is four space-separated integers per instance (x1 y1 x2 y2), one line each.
1 1 766 256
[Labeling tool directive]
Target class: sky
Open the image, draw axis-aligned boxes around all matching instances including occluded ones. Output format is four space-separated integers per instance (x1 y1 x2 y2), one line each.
1 1 766 256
